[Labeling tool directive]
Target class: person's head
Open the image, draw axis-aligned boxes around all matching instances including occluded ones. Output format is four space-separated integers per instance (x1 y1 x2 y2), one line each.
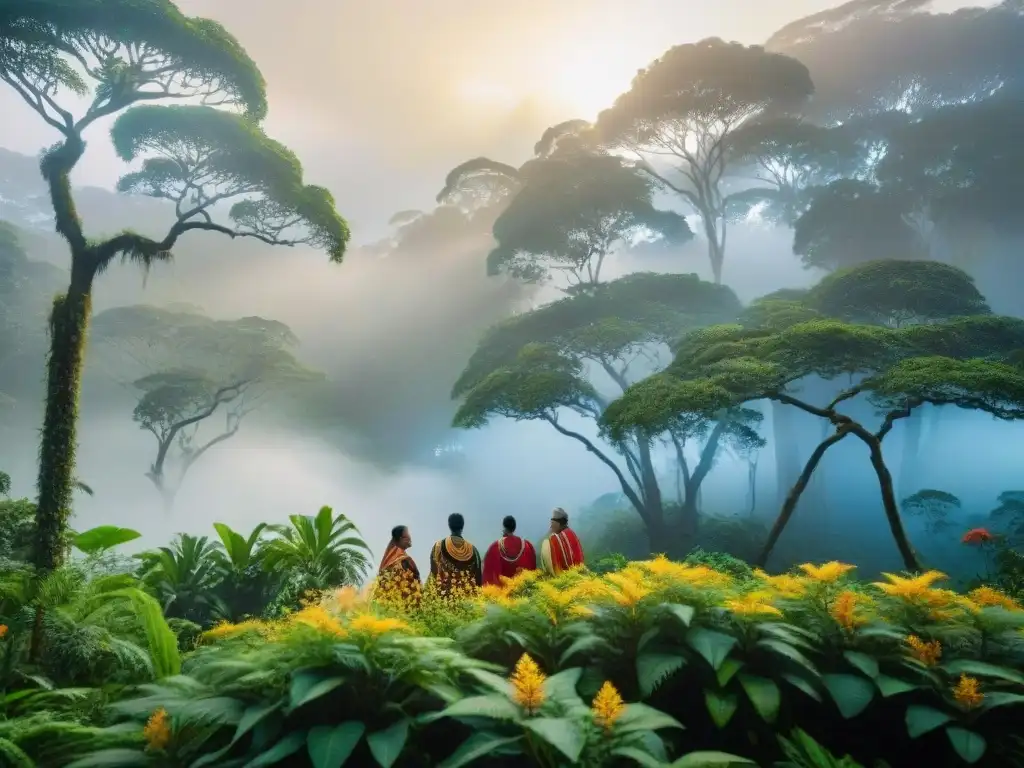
448 513 465 536
391 525 411 549
549 508 569 533
502 515 517 535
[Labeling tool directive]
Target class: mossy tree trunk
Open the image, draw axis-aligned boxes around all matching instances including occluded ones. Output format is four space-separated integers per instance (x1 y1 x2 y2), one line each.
30 135 98 659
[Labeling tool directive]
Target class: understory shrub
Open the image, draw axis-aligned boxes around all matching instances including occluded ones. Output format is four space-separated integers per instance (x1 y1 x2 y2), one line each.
12 558 1024 767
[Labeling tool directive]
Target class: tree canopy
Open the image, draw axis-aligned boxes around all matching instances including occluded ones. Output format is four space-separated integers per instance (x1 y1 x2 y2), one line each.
487 150 690 289
595 38 814 283
90 304 319 506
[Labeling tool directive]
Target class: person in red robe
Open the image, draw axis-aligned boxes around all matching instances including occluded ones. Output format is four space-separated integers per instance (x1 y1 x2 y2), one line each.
482 515 538 586
540 508 584 575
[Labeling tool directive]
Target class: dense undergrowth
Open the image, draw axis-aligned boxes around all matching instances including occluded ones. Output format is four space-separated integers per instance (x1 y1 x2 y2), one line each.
3 547 1023 767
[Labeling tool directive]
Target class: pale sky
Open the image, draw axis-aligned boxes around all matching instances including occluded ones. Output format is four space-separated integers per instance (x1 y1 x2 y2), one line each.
0 0 983 241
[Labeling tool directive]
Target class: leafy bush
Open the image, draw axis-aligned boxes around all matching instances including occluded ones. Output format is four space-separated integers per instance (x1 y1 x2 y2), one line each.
46 558 1024 767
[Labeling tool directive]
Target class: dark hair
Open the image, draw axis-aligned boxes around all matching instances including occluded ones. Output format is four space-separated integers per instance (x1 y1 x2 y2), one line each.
502 515 517 532
448 513 465 535
391 525 407 542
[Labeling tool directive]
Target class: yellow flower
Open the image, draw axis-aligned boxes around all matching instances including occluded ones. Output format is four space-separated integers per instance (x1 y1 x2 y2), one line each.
968 586 1022 612
639 555 696 582
904 635 942 667
754 570 808 598
143 707 171 751
872 570 948 599
606 572 652 607
591 681 626 731
509 653 546 715
952 674 984 709
289 604 348 638
203 618 272 641
725 590 783 617
348 613 411 637
0 624 8 639
830 590 871 630
799 562 856 582
331 585 367 613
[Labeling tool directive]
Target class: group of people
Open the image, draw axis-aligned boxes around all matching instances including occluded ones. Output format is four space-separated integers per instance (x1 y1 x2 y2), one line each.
376 508 585 595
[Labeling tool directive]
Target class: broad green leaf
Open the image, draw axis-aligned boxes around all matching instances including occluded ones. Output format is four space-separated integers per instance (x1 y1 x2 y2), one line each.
781 673 821 702
289 673 345 710
945 727 986 764
543 668 583 704
704 689 739 729
671 752 757 767
367 719 410 768
464 668 513 695
757 623 817 650
875 674 919 698
687 628 737 671
716 658 744 687
439 733 523 768
440 694 522 721
665 603 696 627
308 723 365 768
559 634 606 666
245 731 306 767
905 705 953 738
0 738 37 768
610 746 666 768
823 674 875 719
843 651 879 679
616 702 685 734
981 692 1024 711
942 660 1024 686
72 525 142 554
522 717 585 764
738 674 781 723
67 749 149 767
230 702 282 749
755 639 819 677
636 652 687 698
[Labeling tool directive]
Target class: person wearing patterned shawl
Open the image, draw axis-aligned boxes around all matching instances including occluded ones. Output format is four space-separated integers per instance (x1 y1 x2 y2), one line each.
376 525 422 607
540 507 584 575
482 515 537 586
428 513 482 597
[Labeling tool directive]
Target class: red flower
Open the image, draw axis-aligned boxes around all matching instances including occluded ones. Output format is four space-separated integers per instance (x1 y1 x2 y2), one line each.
961 528 995 546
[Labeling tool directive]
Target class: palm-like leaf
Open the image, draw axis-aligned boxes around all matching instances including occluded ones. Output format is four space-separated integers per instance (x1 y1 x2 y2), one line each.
262 506 371 588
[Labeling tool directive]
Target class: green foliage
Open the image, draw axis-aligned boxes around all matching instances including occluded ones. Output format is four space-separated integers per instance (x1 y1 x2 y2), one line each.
111 104 349 262
806 260 990 327
71 526 142 556
487 149 691 287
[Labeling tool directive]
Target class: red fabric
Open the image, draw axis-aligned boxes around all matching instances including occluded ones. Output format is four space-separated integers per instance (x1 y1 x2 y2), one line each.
548 528 584 573
482 535 538 585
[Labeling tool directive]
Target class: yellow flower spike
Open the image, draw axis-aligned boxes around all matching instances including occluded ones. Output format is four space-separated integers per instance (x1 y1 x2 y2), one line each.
968 586 1022 612
591 681 626 731
289 604 348 638
606 572 652 607
871 570 948 599
509 653 546 715
143 707 171 751
952 674 984 709
725 591 783 617
904 635 942 667
758 572 809 598
798 561 856 582
203 618 271 642
348 613 411 637
0 624 8 639
829 590 870 630
331 585 364 613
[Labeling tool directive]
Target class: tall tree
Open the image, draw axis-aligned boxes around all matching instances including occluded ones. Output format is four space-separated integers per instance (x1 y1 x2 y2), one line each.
603 314 1024 570
452 272 745 548
91 305 320 510
0 2 349 575
487 150 691 292
766 0 1024 119
594 38 814 283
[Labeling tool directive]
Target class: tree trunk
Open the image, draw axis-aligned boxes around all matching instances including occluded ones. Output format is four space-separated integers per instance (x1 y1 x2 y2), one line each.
679 421 727 538
34 279 92 573
772 400 801 509
897 408 923 499
757 427 851 568
853 428 921 572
